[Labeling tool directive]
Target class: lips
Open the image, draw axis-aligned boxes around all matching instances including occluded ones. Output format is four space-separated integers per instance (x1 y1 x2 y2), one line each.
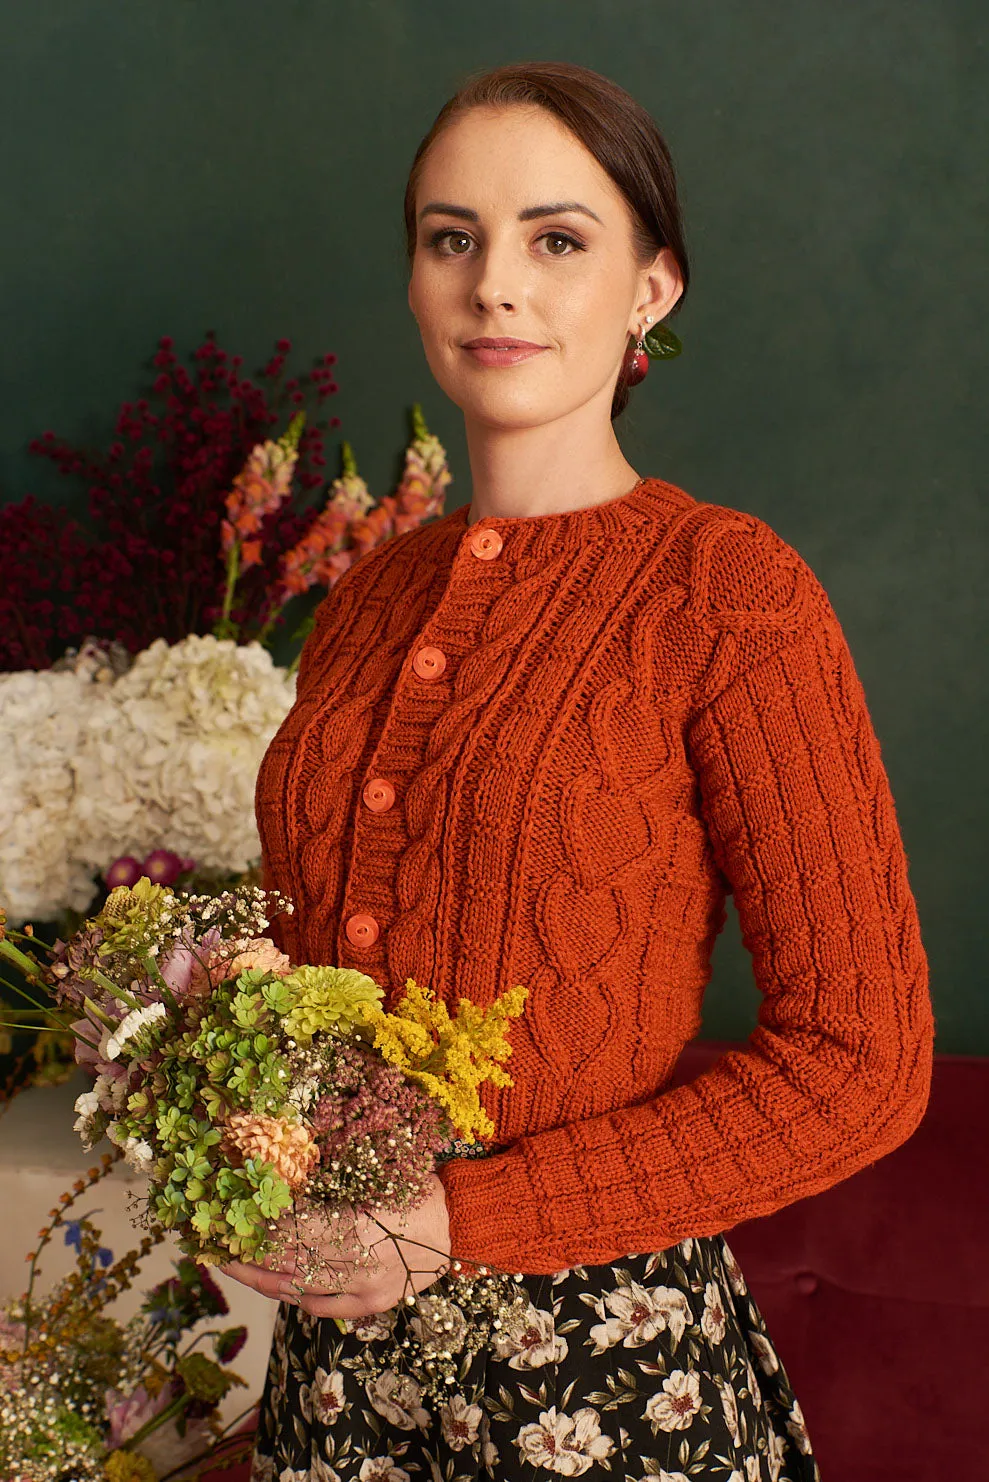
462 337 546 349
461 338 548 367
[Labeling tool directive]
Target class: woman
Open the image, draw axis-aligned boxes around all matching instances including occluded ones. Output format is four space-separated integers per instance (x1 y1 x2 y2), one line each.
231 60 934 1482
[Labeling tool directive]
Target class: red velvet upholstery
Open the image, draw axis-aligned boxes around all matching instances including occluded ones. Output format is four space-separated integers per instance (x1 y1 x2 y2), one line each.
668 1040 985 1481
202 1041 981 1482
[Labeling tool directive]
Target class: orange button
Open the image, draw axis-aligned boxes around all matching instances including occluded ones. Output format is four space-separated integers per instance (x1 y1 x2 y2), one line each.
469 528 503 560
412 646 447 680
363 777 395 813
345 912 379 947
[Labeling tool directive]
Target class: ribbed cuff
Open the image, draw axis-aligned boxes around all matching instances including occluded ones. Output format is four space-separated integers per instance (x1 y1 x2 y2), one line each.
438 1147 543 1271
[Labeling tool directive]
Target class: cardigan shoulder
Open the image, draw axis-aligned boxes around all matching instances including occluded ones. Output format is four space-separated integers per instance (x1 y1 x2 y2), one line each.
674 494 845 712
677 494 831 632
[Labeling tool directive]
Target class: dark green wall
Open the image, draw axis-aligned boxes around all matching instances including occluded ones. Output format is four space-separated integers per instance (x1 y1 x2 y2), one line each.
1 2 984 1051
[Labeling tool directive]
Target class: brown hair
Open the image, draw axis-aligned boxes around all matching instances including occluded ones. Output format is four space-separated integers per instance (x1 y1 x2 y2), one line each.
403 60 690 421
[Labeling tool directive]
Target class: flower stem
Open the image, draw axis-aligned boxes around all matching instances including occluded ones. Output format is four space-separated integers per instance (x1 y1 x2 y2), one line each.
0 937 46 983
82 968 144 1012
214 540 241 641
141 953 181 1017
120 1390 191 1451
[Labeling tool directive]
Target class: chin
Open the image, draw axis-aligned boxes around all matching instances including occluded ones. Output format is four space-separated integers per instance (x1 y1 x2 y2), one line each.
439 371 573 427
458 393 563 429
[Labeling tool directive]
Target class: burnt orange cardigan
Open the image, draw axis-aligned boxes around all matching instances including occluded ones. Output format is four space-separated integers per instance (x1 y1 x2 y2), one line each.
255 476 935 1275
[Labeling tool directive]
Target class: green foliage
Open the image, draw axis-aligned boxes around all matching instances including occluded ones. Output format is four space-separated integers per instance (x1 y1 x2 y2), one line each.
176 1351 247 1404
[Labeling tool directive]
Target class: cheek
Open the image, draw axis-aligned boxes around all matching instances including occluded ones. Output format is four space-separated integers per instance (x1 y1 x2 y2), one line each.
409 266 452 338
554 271 629 353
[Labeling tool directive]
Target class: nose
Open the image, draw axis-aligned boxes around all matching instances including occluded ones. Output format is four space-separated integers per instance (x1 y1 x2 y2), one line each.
468 232 526 314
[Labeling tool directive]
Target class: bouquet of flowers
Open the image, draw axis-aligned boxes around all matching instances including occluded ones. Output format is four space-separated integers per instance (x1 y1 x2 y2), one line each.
0 878 532 1402
0 1152 256 1482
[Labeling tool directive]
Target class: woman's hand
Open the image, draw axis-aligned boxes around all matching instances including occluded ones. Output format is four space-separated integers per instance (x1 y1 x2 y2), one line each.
217 1171 452 1319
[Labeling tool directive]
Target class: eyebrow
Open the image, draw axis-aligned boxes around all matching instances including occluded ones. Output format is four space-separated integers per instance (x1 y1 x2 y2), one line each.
417 200 604 225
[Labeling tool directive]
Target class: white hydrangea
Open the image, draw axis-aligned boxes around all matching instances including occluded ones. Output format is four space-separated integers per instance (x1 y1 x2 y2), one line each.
0 668 116 924
0 635 296 924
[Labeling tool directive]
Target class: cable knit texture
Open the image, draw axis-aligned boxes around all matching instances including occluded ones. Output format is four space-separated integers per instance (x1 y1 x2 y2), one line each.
255 476 935 1274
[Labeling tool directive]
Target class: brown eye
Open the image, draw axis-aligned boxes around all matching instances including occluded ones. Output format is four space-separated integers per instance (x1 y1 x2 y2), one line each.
429 229 473 255
540 231 585 256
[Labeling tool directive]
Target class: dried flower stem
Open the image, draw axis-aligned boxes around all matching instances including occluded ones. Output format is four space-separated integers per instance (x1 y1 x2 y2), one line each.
21 1152 121 1355
82 968 145 1012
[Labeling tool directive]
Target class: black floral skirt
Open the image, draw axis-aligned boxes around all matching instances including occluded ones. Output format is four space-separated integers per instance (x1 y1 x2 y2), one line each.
250 1232 821 1482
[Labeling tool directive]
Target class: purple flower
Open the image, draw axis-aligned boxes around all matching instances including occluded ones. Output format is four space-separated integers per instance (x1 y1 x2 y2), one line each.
159 923 222 1000
70 1015 129 1083
191 1260 230 1316
105 855 143 888
142 848 185 886
214 1325 248 1362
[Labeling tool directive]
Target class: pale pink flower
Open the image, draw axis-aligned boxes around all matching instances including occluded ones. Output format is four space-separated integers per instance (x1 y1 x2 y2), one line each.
515 1406 614 1476
364 1370 429 1431
105 1382 171 1447
159 924 222 998
701 1279 728 1345
188 935 292 995
439 1393 483 1451
358 1460 410 1482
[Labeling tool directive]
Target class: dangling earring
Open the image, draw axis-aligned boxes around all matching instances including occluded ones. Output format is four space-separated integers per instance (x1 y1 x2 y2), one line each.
623 319 651 387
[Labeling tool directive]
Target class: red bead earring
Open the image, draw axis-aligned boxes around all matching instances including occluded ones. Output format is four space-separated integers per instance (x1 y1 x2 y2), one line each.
622 316 654 387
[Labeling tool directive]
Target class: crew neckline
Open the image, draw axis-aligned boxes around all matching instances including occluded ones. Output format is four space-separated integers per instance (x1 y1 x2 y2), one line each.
454 475 654 534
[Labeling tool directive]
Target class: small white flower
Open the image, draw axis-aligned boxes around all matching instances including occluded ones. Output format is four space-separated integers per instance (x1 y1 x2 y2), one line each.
92 1072 114 1103
287 1075 321 1112
121 1137 155 1174
103 1001 168 1060
73 1089 100 1119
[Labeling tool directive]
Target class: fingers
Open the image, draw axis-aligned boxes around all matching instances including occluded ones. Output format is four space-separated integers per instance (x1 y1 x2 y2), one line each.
297 1288 403 1320
217 1261 299 1303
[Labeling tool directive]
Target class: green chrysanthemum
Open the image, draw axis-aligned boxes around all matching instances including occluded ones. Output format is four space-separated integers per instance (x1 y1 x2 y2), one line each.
91 876 177 958
281 966 384 1042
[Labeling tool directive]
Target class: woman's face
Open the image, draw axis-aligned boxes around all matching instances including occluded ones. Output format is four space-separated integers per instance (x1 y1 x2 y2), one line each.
407 104 683 430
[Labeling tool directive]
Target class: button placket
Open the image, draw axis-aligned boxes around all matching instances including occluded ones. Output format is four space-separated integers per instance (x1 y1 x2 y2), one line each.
341 524 507 962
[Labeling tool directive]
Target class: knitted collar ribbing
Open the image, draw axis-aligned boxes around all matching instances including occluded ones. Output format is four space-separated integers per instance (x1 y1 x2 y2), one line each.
436 475 682 558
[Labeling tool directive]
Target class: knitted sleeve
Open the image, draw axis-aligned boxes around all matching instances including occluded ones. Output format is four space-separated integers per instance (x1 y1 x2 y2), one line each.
438 586 935 1275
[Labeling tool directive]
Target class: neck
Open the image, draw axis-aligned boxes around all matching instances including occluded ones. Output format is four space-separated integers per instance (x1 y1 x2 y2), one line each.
461 396 641 527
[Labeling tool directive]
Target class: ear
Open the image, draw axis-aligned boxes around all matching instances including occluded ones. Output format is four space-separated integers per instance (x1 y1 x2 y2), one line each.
631 246 683 334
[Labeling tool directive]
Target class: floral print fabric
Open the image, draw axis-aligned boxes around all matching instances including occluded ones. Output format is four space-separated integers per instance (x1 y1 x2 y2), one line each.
250 1234 821 1482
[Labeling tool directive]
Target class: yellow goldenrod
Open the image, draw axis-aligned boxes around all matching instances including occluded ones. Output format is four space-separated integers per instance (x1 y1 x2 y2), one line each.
104 1451 157 1482
358 979 528 1141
